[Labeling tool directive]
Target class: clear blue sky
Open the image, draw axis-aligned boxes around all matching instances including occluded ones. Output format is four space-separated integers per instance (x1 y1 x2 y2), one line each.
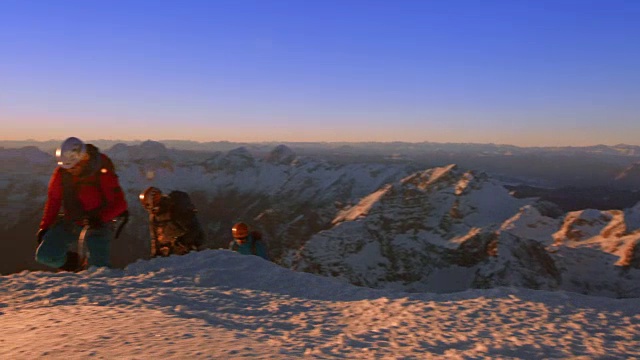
1 0 639 146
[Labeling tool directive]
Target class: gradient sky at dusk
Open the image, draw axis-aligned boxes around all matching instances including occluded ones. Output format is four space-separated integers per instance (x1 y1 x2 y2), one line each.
1 0 639 146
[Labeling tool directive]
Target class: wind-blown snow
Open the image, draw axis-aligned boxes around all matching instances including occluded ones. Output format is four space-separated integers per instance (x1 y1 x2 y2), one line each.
1 251 638 359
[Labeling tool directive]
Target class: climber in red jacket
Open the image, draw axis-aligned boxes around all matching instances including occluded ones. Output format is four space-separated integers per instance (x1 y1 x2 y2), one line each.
36 137 128 271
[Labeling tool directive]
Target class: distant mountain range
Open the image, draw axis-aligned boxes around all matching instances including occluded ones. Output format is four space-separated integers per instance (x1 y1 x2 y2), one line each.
1 141 638 298
2 139 640 159
3 139 639 189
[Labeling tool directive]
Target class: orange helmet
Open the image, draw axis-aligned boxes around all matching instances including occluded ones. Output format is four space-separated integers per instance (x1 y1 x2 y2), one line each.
232 222 249 239
139 186 162 211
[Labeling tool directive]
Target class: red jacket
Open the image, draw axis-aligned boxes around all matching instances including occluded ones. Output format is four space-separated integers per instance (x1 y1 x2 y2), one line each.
40 153 128 229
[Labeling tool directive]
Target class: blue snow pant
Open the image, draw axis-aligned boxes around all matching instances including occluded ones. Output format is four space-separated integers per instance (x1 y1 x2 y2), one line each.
35 221 113 268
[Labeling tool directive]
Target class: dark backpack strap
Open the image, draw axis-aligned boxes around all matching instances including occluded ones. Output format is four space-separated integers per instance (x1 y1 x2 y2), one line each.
114 210 129 238
61 170 85 221
251 236 257 255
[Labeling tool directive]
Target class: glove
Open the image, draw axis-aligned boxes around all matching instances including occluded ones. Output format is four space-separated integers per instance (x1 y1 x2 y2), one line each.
36 228 48 245
82 216 103 229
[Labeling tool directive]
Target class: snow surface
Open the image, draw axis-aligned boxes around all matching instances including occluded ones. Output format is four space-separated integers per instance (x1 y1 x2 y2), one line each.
1 250 639 359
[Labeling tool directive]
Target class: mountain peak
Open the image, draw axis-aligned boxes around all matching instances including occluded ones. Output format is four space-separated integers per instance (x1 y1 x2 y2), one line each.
265 144 296 164
139 140 168 153
227 146 252 157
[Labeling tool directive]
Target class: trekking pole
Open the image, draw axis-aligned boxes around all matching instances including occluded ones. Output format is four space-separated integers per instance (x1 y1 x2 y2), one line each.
77 224 90 271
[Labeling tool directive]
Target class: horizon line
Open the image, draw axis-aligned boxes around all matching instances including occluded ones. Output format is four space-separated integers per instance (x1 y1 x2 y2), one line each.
1 138 639 149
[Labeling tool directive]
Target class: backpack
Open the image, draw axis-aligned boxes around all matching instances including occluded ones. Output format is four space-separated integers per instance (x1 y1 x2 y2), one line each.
231 231 265 256
167 190 197 226
153 190 199 252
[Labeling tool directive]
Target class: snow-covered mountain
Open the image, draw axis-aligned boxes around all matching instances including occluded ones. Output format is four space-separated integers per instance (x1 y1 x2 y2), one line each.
292 165 640 297
1 143 639 299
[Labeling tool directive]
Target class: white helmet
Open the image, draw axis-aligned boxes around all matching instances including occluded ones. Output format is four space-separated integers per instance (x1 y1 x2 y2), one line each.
56 137 87 169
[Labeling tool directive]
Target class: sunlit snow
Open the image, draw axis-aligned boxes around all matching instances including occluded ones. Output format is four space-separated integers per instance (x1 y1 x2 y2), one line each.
1 250 638 359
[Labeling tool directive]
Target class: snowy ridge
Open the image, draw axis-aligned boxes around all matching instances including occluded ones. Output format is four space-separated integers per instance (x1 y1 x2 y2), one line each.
499 205 560 243
333 185 392 223
1 250 639 359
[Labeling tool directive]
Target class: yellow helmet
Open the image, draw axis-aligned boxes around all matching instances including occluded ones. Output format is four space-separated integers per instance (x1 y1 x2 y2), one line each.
232 222 249 239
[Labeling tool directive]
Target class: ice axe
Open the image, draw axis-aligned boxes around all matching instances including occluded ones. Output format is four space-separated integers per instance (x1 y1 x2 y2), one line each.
76 224 90 271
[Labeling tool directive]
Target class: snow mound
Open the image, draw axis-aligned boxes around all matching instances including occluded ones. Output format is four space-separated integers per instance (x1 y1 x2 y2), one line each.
1 250 639 359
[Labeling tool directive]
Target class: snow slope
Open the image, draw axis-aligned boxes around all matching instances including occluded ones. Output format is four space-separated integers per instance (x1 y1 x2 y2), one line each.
1 250 639 359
